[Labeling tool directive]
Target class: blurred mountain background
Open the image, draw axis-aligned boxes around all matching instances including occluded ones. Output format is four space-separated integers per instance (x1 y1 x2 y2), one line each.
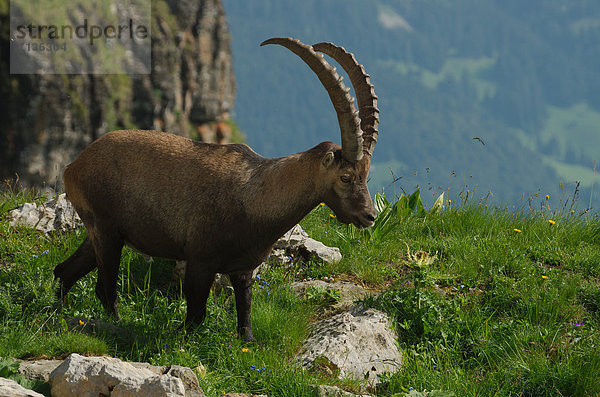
222 0 600 208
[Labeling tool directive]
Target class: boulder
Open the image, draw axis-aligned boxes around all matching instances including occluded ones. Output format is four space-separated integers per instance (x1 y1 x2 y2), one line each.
272 225 342 264
48 353 203 397
8 193 82 234
0 377 45 397
291 280 375 312
298 304 402 385
17 359 62 382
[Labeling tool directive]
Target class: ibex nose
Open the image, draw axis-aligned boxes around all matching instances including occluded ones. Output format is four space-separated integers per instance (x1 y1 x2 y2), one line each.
365 213 376 223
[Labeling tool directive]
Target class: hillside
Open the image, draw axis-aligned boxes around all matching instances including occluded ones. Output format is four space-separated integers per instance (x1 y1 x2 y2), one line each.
1 188 599 395
222 0 600 207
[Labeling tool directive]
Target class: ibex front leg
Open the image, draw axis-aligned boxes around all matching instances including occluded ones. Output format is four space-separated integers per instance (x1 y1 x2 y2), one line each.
229 271 256 342
183 262 215 326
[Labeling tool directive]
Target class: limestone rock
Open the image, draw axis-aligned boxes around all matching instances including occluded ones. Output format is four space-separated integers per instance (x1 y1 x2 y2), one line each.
271 224 342 264
311 384 372 397
1 0 235 187
298 304 402 385
0 377 45 397
17 359 63 382
291 280 375 312
128 363 205 397
48 353 193 397
8 193 82 234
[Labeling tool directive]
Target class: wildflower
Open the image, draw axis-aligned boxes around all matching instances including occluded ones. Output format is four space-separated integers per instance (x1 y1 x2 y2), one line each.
329 214 336 219
545 194 549 200
573 322 584 327
513 228 522 233
41 250 49 255
548 219 556 225
79 320 85 326
448 199 451 204
541 275 548 279
319 203 325 207
31 254 38 259
241 348 250 353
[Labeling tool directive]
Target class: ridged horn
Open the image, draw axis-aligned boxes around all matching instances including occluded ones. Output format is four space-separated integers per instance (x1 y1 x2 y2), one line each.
312 42 379 157
261 37 363 163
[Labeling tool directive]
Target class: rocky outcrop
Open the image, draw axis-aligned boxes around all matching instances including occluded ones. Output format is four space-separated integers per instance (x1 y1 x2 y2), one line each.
8 193 81 234
48 353 203 397
1 0 235 187
298 304 402 385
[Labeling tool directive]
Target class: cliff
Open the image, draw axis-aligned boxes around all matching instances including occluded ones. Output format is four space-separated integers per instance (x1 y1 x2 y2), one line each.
0 0 236 188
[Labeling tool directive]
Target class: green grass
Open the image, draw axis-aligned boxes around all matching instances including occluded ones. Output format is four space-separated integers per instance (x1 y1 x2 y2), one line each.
1 185 600 396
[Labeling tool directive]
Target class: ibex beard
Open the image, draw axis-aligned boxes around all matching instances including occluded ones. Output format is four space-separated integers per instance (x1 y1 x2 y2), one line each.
53 37 380 342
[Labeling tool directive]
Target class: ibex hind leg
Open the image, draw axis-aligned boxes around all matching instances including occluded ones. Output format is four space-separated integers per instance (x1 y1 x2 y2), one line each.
54 236 97 303
229 271 256 342
90 229 124 320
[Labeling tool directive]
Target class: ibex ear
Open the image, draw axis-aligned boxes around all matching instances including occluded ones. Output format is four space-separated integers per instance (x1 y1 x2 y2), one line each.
322 152 335 168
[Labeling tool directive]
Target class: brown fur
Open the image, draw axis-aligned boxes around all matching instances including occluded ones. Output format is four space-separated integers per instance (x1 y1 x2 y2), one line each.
54 129 376 341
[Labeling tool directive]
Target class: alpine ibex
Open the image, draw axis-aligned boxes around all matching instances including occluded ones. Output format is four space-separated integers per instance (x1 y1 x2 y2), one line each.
54 37 379 341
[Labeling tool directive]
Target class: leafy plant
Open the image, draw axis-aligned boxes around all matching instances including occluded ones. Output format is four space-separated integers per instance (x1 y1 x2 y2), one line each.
336 189 444 244
306 286 341 305
0 358 50 395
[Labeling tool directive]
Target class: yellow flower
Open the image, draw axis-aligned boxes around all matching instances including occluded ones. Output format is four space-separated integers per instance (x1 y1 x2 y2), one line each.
79 320 85 326
541 275 548 279
329 214 336 219
319 203 325 207
545 194 549 200
548 219 556 225
448 199 452 204
241 348 250 353
513 228 522 233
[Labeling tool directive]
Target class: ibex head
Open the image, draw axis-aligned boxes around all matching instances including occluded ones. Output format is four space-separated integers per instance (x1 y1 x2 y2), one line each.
261 38 379 228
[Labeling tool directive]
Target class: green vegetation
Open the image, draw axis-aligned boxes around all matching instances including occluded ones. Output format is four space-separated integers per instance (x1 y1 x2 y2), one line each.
1 185 600 396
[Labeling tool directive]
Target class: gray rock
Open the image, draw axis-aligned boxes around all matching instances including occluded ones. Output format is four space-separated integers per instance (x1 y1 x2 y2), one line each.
48 353 198 397
128 363 205 397
272 225 342 264
17 359 63 382
311 384 372 397
18 356 204 397
8 193 82 234
298 304 402 385
0 377 45 397
291 280 375 312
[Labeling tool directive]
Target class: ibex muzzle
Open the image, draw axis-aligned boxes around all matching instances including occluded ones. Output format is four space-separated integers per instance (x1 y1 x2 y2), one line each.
54 37 379 342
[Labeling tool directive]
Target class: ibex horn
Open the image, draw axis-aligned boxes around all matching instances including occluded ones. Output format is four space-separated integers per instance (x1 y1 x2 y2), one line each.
261 37 363 163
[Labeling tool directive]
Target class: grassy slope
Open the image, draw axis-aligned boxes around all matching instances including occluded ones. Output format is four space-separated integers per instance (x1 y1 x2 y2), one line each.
1 186 600 396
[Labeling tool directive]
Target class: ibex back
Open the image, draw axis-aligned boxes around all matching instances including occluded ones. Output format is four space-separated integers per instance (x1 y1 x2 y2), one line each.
54 37 380 341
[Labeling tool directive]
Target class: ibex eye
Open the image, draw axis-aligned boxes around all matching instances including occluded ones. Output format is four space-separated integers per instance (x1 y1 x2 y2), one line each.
340 175 351 183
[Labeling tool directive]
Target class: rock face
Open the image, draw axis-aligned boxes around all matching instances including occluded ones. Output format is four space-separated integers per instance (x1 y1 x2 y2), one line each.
298 304 402 385
0 377 45 397
1 0 235 187
48 353 204 397
8 193 82 234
